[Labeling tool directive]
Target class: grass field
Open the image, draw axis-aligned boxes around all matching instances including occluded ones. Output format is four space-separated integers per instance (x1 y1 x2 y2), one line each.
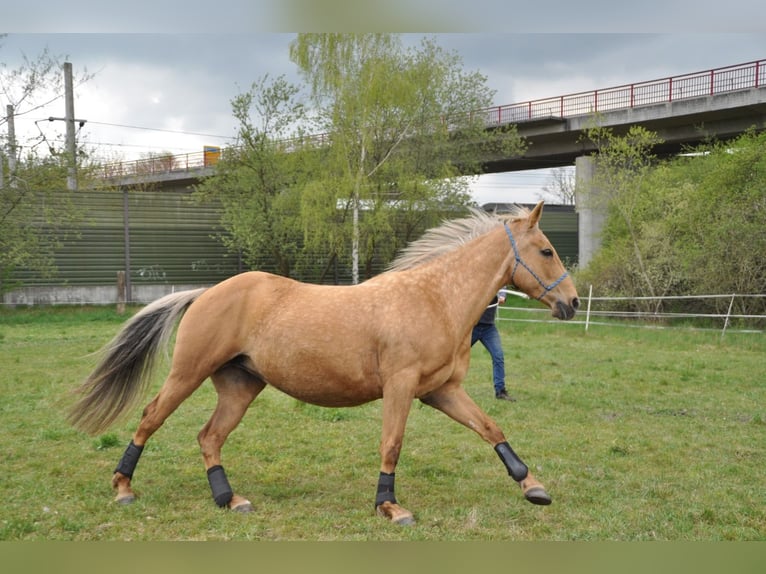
0 303 764 541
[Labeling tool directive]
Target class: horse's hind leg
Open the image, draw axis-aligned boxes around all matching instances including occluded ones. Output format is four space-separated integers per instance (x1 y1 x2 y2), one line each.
198 365 265 512
421 384 552 506
112 369 209 504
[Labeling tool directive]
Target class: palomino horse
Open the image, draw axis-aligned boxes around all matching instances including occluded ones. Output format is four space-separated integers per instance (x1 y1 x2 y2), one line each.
68 201 578 525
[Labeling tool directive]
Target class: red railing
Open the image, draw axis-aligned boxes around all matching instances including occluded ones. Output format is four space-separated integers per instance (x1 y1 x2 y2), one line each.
472 58 764 126
100 150 210 179
100 59 764 180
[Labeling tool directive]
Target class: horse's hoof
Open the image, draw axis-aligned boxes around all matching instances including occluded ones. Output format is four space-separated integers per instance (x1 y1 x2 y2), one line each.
230 502 254 513
376 503 415 525
393 514 416 526
115 495 136 505
524 487 552 506
228 494 253 513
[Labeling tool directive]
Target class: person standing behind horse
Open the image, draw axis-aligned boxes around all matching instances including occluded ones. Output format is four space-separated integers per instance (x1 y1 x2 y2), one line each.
471 291 516 401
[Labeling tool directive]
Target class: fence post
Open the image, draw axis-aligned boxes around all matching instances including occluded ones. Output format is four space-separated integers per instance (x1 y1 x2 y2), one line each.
585 284 593 332
721 293 736 339
122 189 132 304
116 270 126 314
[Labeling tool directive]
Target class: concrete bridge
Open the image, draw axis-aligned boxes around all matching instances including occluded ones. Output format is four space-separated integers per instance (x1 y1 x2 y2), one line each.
98 59 766 267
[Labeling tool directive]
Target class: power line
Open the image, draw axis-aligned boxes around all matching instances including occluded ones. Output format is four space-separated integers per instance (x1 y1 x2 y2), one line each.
43 137 204 152
85 120 235 140
18 115 236 157
24 115 236 140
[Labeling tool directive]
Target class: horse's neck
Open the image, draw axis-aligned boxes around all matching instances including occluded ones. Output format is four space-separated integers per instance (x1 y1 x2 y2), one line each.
417 225 514 334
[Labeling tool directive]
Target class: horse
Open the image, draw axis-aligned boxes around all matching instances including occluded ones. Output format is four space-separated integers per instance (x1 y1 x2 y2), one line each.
68 201 579 525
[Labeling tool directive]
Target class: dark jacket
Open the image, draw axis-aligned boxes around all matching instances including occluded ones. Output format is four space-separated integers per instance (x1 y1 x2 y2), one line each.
477 295 499 325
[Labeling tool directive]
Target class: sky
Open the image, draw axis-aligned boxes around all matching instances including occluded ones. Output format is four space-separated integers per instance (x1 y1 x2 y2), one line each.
2 5 765 205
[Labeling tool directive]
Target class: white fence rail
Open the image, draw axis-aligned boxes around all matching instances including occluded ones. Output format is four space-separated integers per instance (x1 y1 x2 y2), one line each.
3 285 764 337
499 287 766 336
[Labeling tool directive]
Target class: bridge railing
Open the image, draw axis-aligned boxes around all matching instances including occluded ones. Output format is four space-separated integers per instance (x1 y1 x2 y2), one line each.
99 59 765 180
101 150 210 179
475 58 764 125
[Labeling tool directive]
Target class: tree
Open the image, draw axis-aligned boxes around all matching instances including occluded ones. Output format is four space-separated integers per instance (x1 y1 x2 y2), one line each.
578 125 671 311
195 75 312 278
290 33 526 283
577 126 766 321
136 150 178 175
540 166 575 205
668 130 766 317
1 39 92 172
0 41 90 294
0 151 87 293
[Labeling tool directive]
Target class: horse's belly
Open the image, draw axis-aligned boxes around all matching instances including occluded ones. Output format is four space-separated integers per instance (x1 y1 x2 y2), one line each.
268 376 382 408
248 343 383 407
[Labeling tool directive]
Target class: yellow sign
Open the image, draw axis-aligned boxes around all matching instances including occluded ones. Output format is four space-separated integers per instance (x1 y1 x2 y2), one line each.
203 146 221 166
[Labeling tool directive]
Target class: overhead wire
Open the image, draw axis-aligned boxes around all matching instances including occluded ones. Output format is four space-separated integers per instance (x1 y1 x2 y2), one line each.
84 120 235 140
10 115 236 159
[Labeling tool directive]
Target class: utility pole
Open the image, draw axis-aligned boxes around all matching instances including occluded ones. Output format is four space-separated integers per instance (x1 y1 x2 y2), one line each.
6 104 17 187
49 62 86 190
0 116 5 186
63 62 77 190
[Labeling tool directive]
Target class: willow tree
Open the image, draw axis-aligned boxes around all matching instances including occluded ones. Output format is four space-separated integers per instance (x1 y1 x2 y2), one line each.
290 34 525 283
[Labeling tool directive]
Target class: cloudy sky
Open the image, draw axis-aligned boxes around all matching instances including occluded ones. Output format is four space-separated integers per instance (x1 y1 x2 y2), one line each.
2 3 765 204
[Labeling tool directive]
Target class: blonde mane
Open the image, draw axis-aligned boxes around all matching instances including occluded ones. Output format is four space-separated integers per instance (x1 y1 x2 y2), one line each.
387 205 531 272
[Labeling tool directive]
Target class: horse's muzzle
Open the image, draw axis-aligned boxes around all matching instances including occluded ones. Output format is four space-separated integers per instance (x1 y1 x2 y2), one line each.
553 297 579 320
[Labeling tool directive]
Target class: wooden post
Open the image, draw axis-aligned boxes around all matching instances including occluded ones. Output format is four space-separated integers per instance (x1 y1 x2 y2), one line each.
721 293 736 339
117 270 126 314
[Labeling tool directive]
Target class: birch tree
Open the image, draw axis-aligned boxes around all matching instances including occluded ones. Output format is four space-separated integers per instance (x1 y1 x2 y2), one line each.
290 33 525 283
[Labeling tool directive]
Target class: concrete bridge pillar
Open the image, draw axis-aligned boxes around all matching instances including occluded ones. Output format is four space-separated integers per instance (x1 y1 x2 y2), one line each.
574 155 606 268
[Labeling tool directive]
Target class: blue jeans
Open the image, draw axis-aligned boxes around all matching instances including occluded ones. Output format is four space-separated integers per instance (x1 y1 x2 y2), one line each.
471 323 506 395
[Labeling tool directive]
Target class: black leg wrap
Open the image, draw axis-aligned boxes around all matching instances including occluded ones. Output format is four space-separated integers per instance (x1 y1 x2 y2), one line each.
375 472 397 507
114 440 144 479
207 465 234 508
495 441 529 482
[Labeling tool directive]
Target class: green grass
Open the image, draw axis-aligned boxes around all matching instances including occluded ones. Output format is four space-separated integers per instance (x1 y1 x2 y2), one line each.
0 304 764 540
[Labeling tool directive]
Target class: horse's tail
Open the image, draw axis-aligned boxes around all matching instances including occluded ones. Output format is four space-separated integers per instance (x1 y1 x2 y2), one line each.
67 288 207 435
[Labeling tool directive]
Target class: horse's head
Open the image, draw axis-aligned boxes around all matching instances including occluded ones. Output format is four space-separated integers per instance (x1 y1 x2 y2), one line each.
503 201 579 320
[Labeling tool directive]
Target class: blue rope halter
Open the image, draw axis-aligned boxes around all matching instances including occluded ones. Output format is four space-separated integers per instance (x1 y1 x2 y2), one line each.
504 224 569 301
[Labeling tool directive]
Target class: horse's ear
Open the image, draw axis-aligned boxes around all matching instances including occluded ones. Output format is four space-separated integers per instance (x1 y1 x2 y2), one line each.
528 201 544 229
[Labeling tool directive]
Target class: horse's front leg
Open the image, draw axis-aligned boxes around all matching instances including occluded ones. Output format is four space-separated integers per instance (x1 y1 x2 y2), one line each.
421 384 552 506
376 385 416 525
494 441 552 505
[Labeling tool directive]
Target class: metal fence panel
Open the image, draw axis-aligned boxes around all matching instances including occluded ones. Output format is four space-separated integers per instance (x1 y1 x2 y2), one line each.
11 189 238 288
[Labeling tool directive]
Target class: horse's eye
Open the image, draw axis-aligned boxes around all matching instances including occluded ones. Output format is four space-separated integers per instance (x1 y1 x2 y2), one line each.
541 248 553 257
